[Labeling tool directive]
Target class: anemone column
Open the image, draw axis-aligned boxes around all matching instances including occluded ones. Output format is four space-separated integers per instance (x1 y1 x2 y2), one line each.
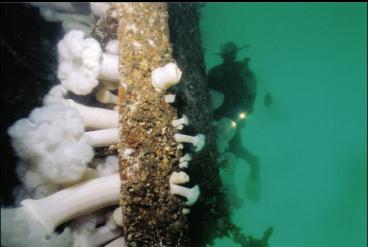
115 3 188 246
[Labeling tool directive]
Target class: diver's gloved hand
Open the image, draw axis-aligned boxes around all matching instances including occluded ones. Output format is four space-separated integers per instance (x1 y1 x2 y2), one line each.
264 93 273 107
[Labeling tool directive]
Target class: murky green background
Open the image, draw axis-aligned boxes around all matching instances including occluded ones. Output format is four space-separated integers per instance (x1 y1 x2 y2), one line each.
200 3 367 247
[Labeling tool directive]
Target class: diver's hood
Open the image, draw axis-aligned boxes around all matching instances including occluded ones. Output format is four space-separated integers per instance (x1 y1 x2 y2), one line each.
214 42 250 56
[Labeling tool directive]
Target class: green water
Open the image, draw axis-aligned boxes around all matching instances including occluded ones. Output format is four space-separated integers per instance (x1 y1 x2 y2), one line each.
200 3 367 247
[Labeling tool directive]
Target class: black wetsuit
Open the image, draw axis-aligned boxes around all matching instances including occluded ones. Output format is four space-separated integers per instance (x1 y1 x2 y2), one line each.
208 59 257 122
208 58 258 163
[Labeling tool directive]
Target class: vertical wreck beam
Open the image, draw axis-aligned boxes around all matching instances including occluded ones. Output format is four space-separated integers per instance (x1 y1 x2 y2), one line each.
115 3 189 246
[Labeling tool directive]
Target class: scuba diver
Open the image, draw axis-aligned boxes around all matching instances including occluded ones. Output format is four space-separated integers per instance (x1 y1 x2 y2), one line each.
208 42 272 203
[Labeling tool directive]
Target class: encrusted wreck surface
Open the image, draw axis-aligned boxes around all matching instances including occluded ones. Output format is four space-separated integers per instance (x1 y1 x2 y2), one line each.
167 4 232 247
92 7 118 48
115 3 189 246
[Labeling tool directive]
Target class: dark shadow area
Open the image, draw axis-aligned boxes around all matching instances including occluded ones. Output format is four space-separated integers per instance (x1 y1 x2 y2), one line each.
0 3 62 205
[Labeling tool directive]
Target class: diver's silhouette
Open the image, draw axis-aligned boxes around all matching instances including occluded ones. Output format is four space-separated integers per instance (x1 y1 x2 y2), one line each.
208 42 261 202
209 43 256 120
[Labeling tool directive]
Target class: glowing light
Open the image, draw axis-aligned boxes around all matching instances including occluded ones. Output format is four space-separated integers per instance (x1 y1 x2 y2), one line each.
239 112 247 120
231 121 237 128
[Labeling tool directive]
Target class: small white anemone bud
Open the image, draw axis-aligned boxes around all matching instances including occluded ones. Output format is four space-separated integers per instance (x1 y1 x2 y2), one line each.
172 115 189 130
174 133 205 152
180 154 192 163
182 208 190 215
112 207 123 227
105 40 119 55
179 154 192 169
151 63 182 92
164 94 176 103
179 162 189 169
170 184 200 206
96 87 119 105
169 171 189 185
